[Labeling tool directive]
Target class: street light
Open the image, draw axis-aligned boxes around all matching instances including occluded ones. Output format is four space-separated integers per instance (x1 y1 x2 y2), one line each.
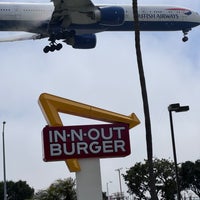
168 103 189 200
106 181 112 200
115 168 123 200
2 121 7 200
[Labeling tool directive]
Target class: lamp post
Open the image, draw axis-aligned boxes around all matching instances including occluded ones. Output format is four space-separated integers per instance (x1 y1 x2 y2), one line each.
115 168 123 200
106 181 112 200
2 121 7 200
168 103 189 200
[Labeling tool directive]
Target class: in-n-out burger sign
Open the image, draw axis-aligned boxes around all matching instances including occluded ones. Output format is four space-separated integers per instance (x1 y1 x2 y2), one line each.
42 123 130 161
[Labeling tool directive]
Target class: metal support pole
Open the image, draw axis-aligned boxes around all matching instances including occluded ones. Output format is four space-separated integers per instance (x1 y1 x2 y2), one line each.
76 158 102 200
2 121 7 200
168 112 181 200
116 168 123 199
106 181 112 200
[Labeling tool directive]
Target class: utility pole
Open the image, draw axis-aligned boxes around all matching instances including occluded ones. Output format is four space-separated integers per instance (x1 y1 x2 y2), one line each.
2 121 7 200
115 168 123 199
106 181 112 200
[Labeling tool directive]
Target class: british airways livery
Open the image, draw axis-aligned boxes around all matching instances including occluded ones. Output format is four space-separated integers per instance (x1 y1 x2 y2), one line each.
0 0 200 53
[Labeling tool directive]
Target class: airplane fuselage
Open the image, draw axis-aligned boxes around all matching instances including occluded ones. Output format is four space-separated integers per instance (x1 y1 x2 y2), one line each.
1 2 200 52
0 2 200 34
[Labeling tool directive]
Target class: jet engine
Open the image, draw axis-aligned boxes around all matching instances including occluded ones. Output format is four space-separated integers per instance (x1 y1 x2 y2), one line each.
96 6 125 26
65 34 97 49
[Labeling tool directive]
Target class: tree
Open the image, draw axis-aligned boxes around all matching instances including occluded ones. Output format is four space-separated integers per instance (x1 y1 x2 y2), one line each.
33 189 49 200
33 178 76 200
0 180 34 200
123 158 178 199
194 160 200 196
34 178 107 200
112 192 124 200
180 160 200 197
123 161 151 199
132 0 158 199
102 192 107 200
154 158 177 199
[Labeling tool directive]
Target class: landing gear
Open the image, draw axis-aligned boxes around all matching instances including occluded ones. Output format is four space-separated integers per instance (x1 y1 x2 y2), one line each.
182 36 188 42
43 42 63 53
182 30 189 42
43 30 75 53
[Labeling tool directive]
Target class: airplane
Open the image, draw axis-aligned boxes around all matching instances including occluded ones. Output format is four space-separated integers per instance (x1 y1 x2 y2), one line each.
0 0 200 53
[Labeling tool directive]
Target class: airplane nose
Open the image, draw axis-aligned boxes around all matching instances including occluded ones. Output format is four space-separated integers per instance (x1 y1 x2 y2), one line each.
189 11 200 24
195 13 200 23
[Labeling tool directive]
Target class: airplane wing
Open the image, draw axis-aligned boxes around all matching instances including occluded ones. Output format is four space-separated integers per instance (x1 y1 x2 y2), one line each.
52 0 95 10
0 33 45 42
50 0 98 29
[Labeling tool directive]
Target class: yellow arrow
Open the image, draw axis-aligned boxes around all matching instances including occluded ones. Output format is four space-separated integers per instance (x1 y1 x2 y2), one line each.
38 93 140 172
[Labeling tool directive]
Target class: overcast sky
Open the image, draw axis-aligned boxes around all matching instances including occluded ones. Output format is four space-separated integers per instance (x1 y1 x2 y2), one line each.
0 0 200 197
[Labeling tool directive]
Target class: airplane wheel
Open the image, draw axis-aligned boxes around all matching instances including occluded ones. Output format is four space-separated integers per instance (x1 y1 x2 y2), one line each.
56 43 63 51
182 36 188 42
50 45 56 52
43 43 63 53
43 46 50 53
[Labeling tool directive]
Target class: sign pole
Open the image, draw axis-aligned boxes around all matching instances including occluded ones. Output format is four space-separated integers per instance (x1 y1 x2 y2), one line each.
76 159 102 200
